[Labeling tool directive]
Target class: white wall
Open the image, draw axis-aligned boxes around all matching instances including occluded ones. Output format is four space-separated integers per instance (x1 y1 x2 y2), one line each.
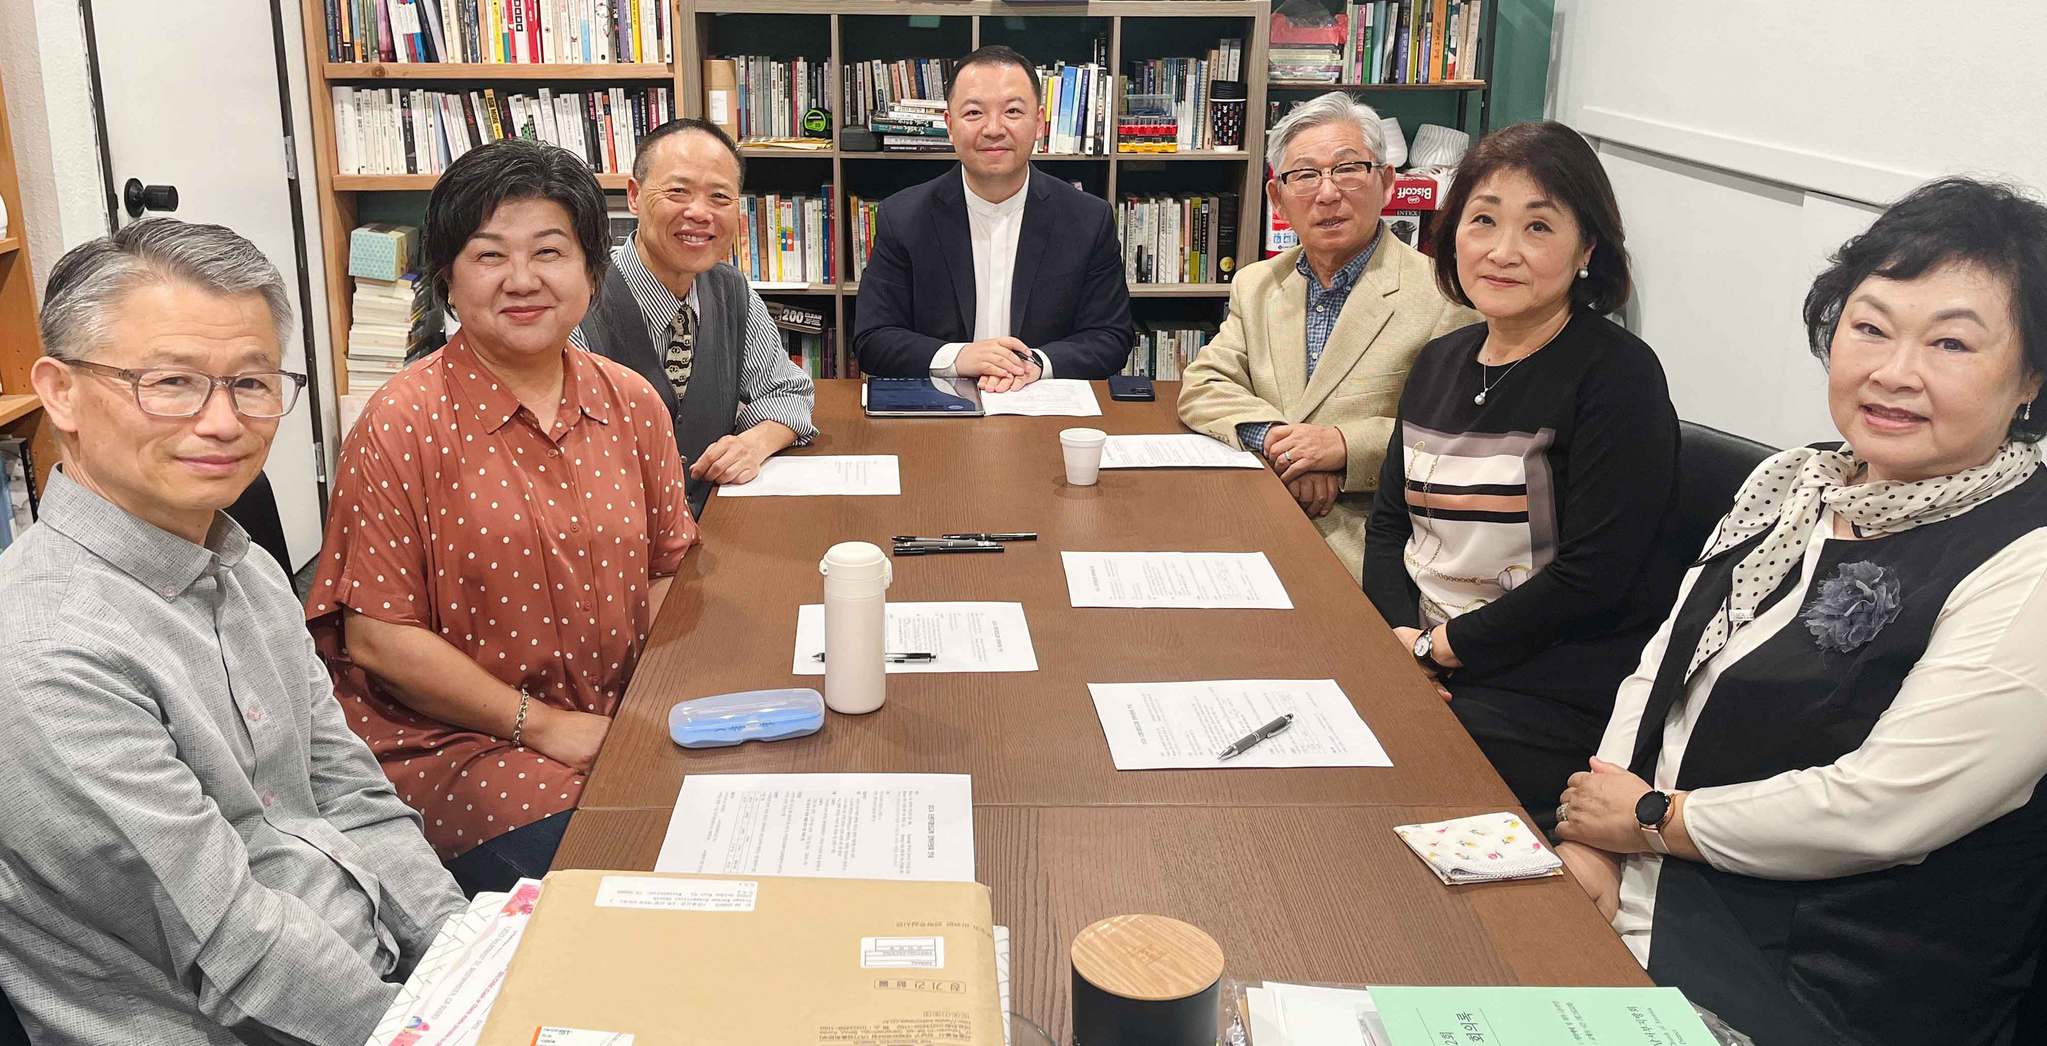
0 0 111 295
1549 0 2047 449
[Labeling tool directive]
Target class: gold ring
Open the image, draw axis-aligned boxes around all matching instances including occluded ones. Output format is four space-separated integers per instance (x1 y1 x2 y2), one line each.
1555 803 1570 824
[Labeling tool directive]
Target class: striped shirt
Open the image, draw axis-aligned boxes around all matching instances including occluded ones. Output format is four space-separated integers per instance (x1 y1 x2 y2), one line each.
0 470 465 1045
572 236 817 442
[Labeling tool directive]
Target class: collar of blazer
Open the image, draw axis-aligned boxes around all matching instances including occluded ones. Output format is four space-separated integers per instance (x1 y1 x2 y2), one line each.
1267 226 1405 418
930 166 1054 342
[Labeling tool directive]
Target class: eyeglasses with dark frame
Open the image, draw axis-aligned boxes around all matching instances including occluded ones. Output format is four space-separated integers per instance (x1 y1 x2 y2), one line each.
1275 160 1388 197
62 359 309 419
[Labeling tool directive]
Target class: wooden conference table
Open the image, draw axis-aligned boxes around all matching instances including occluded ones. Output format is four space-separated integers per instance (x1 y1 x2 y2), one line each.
554 380 1648 1033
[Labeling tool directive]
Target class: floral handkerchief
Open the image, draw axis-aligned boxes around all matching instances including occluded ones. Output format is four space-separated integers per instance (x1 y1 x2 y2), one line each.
1395 812 1565 885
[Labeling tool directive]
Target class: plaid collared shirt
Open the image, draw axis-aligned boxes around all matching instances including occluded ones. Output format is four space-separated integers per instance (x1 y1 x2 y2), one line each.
1239 228 1382 454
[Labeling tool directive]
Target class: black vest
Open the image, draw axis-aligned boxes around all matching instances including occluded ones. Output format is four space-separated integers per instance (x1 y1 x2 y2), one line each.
574 259 747 517
1630 460 2047 1046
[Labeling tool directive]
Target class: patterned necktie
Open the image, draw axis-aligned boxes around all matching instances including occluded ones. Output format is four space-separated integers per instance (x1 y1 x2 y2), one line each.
664 302 696 401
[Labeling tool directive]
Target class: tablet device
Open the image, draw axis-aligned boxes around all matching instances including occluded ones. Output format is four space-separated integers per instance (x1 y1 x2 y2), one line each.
863 377 985 417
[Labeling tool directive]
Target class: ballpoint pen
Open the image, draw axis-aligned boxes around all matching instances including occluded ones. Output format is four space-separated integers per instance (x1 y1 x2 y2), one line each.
893 544 1003 556
813 652 938 663
889 537 998 548
1216 713 1295 761
939 532 1037 542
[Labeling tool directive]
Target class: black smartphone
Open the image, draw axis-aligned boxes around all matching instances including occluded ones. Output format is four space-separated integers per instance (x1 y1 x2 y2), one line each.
1108 375 1156 401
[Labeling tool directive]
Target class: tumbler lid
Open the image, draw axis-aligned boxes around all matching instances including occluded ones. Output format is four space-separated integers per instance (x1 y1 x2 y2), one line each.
1071 914 1225 1001
819 540 890 582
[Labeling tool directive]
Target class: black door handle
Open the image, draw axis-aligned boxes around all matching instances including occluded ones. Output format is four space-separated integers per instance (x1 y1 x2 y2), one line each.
123 179 180 218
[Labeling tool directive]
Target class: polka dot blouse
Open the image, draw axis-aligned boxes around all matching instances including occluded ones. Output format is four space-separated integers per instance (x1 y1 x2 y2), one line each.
305 333 698 859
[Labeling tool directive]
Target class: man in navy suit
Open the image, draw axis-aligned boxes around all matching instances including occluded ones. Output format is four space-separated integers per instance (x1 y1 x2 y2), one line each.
853 45 1133 390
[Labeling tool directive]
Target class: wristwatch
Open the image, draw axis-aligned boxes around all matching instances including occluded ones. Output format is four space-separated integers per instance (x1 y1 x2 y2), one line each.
1412 629 1448 673
1636 789 1674 854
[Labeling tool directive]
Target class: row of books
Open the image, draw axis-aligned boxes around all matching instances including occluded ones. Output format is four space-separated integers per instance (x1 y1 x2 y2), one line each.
704 56 831 144
1035 62 1112 156
1119 193 1242 286
843 58 956 130
322 0 672 65
1271 1 1484 85
729 192 837 286
763 302 850 379
846 195 883 281
346 272 444 390
1121 325 1217 381
333 85 674 176
867 98 953 154
1121 45 1245 154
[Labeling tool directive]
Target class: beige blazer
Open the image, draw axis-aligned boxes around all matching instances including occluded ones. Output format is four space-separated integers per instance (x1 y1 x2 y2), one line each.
1177 233 1480 581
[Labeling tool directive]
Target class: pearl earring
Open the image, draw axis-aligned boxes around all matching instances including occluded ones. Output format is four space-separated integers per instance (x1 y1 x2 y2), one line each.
1577 267 1590 279
2025 401 2034 422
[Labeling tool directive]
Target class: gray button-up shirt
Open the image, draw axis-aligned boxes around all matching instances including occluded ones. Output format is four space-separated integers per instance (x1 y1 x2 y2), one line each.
0 471 465 1046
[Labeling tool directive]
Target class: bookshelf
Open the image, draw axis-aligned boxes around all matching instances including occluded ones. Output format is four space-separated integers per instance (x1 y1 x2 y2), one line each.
1266 1 1501 136
0 59 53 499
297 1 1275 392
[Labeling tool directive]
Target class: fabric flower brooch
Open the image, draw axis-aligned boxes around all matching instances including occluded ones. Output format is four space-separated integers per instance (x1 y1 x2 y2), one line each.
1804 561 1903 653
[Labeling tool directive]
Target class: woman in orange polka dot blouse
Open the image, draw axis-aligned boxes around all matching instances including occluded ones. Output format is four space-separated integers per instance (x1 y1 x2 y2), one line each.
306 140 698 893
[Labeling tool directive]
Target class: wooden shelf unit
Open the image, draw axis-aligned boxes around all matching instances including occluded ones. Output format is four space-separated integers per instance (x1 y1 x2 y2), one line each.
0 60 54 501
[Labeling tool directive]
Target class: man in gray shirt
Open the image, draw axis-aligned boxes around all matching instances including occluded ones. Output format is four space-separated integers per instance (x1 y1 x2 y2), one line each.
0 219 466 1045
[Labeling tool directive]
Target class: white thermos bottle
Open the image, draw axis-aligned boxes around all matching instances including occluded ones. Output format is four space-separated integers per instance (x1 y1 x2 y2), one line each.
818 541 892 714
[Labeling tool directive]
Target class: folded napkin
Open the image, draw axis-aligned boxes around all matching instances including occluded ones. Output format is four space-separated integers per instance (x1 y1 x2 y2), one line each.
1395 812 1564 885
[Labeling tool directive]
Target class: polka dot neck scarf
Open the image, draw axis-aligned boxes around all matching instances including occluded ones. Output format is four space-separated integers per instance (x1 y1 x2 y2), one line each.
1685 439 2041 681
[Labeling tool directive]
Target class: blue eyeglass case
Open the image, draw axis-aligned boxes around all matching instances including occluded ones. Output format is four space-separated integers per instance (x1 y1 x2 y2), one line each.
668 689 826 749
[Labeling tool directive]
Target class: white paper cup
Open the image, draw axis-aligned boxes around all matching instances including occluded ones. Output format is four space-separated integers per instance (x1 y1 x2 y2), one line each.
1060 427 1108 486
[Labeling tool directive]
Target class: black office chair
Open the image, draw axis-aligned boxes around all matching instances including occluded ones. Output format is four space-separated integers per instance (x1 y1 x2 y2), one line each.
1671 421 1777 558
224 471 294 578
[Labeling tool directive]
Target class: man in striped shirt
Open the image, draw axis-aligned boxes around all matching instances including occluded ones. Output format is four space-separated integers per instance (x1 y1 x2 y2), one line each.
573 118 816 515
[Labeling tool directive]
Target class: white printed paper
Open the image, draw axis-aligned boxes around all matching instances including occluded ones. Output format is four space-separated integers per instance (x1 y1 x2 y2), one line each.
792 601 1038 674
594 876 759 912
366 880 543 1046
532 1030 634 1046
980 378 1103 417
656 773 975 882
1087 679 1391 770
1255 982 1386 1046
715 455 901 497
1061 551 1293 609
1099 433 1263 469
861 935 946 969
707 89 732 125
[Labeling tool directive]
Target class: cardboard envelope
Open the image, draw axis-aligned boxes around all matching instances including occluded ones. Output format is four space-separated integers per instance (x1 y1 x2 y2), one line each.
475 869 1004 1046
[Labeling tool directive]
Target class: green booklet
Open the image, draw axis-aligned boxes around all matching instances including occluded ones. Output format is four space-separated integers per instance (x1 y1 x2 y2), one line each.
1367 986 1719 1045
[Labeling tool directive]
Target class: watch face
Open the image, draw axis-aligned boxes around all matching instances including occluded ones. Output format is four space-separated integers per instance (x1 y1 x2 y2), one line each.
1413 633 1432 660
1635 789 1672 828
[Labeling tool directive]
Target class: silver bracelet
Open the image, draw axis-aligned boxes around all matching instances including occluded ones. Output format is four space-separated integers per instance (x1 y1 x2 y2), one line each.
512 688 531 748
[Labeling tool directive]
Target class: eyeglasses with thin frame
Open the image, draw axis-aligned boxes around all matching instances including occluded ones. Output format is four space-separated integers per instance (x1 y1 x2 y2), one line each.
1275 160 1388 197
62 359 308 419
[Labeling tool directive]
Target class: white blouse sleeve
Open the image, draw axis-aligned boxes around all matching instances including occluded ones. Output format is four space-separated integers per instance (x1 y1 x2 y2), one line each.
1596 535 1717 768
1685 527 2047 880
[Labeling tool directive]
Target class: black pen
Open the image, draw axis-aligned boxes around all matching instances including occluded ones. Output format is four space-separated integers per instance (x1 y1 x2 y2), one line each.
893 544 1003 556
812 652 938 663
940 532 1037 542
890 537 995 548
1216 713 1295 761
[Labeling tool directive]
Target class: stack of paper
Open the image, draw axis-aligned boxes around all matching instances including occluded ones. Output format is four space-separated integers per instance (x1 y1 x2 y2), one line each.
1088 679 1391 770
1099 433 1263 469
655 772 975 882
980 379 1102 417
792 602 1038 674
1062 551 1292 609
1246 983 1722 1045
715 455 901 497
1246 982 1387 1046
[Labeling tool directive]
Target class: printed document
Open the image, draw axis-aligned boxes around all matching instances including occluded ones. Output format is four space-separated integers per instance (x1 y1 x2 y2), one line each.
1087 679 1391 770
1245 982 1387 1046
792 601 1038 674
1061 551 1293 609
655 773 975 882
1099 433 1263 469
715 455 901 497
980 378 1103 417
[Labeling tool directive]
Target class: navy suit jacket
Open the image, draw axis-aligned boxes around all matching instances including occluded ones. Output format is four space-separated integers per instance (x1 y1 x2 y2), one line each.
852 167 1134 378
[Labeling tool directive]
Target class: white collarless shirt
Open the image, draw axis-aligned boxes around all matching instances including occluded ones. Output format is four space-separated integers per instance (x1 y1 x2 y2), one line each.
930 168 1051 377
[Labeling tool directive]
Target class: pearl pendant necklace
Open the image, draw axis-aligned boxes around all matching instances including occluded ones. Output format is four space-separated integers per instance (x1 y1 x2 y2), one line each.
1474 320 1569 406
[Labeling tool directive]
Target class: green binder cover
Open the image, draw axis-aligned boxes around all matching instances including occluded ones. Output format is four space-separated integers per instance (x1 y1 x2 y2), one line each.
1368 985 1719 1045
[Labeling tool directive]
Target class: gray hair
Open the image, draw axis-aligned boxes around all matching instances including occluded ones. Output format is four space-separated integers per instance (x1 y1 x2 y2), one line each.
1265 91 1389 173
39 218 294 361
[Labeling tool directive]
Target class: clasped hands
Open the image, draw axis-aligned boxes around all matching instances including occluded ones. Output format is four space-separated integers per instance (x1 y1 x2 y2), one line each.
956 336 1043 392
1264 423 1347 518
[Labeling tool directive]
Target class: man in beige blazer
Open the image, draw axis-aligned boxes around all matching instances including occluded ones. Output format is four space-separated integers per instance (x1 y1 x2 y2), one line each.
1179 93 1478 582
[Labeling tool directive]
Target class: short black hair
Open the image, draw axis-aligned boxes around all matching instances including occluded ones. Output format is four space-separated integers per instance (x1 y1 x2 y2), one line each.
633 117 744 187
421 138 610 315
1804 176 2047 441
944 45 1040 105
1431 120 1632 316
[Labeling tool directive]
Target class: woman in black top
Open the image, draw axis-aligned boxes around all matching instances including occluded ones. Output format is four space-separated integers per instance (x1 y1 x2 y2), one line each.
1361 122 1684 823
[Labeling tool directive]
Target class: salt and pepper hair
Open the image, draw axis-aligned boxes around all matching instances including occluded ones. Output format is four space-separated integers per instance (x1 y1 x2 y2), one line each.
39 218 294 361
1264 91 1389 174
